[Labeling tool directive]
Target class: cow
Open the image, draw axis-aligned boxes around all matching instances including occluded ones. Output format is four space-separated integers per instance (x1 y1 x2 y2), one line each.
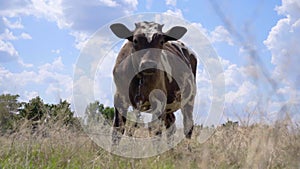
110 21 197 147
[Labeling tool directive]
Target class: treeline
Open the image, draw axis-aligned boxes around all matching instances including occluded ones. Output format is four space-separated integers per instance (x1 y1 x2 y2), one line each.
0 94 114 135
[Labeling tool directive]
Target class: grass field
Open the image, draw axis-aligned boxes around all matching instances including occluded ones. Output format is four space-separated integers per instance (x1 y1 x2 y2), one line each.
0 120 299 169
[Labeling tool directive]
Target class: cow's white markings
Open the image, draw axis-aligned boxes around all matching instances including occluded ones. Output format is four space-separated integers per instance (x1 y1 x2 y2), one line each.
136 21 163 43
161 50 173 83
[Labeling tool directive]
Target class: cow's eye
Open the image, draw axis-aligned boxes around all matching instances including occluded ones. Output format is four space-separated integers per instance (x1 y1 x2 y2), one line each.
160 40 164 46
133 39 138 45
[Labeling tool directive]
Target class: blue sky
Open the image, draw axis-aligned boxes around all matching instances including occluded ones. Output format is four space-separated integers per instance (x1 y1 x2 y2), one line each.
0 0 299 124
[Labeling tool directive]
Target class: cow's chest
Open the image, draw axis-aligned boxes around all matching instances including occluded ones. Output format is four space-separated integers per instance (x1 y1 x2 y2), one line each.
129 74 181 114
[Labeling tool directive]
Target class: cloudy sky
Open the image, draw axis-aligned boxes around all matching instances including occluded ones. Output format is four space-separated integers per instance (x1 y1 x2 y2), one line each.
0 0 299 124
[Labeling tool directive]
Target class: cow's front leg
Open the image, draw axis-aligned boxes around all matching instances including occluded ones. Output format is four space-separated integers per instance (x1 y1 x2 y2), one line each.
147 89 166 150
182 103 194 139
112 93 128 146
126 110 140 137
148 113 164 152
181 77 196 139
164 113 176 148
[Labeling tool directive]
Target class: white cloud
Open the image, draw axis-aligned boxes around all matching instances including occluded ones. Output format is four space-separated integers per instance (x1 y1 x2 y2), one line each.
145 0 153 9
262 0 300 122
217 57 258 107
69 31 90 50
38 56 64 72
2 17 24 29
0 39 18 59
23 91 39 102
31 0 71 29
61 0 138 32
225 81 257 104
166 0 176 6
210 26 234 45
0 1 32 17
189 22 209 39
17 58 33 68
193 55 261 122
1 0 138 32
123 0 138 8
0 29 18 40
187 23 233 46
0 57 72 103
0 0 70 29
99 0 119 7
275 0 300 23
0 29 32 42
264 0 300 89
0 29 32 62
19 32 32 40
0 1 151 105
223 63 243 87
0 66 37 88
51 49 60 54
164 9 183 19
0 0 139 69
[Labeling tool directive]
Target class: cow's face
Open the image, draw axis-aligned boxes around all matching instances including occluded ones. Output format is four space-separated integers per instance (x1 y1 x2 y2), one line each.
110 21 187 75
131 22 164 50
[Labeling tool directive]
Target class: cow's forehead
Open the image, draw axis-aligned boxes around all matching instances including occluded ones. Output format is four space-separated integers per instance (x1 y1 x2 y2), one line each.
134 21 163 43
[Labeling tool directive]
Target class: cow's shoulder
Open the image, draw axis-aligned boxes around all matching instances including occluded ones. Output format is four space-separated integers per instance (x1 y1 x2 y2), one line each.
164 41 197 77
114 41 133 66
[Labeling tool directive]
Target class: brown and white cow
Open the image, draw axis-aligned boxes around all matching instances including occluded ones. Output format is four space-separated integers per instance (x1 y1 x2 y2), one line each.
110 21 197 146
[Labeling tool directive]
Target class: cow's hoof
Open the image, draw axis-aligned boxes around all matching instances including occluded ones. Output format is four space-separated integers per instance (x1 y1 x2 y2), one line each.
185 126 193 139
185 134 192 139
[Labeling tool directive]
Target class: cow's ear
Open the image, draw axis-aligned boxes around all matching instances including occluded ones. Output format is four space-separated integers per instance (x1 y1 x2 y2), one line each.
110 23 133 41
164 26 187 41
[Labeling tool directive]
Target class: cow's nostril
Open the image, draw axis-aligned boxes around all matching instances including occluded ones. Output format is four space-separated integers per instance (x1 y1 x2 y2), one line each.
141 68 157 75
140 61 157 71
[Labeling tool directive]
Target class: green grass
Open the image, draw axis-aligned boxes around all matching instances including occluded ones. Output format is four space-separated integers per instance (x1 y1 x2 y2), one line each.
0 121 299 169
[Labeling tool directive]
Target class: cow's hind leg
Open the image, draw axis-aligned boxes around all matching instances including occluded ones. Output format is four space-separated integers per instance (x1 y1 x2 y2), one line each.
112 94 128 146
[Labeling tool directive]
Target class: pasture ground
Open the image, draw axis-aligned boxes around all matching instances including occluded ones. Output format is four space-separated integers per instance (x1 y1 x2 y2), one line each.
0 120 299 169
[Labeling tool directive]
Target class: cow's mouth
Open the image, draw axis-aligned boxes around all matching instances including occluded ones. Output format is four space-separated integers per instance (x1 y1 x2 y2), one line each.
141 68 157 75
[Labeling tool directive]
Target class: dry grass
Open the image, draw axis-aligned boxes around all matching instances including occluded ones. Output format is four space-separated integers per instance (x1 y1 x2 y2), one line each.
0 120 299 169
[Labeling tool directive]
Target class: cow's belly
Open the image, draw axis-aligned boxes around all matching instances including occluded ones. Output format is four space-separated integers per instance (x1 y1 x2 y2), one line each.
166 101 181 113
138 100 180 114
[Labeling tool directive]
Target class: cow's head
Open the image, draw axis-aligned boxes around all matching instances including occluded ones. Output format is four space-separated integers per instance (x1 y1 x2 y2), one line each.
110 21 187 75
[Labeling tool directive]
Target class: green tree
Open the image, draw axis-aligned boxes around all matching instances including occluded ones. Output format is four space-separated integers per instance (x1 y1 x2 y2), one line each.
48 99 75 126
85 101 101 124
85 101 114 125
0 94 21 133
102 106 114 124
20 96 48 122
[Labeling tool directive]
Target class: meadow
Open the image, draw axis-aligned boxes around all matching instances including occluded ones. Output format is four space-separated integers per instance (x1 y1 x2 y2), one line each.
1 119 299 169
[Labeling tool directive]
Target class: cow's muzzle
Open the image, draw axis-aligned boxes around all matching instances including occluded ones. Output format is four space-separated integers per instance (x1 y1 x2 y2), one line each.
139 61 157 75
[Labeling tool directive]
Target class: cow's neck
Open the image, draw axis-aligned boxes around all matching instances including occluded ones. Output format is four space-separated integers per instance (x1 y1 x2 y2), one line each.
134 73 167 106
